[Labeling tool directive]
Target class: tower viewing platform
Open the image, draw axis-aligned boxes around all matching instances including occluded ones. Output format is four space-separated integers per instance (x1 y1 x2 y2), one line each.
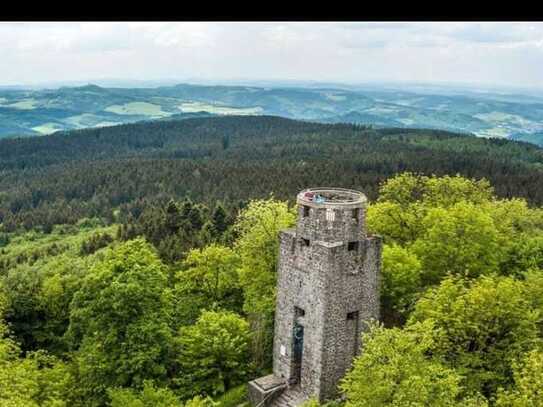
296 188 368 244
296 188 367 209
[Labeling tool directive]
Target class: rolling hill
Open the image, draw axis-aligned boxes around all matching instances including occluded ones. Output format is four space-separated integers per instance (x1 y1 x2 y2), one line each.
1 83 543 145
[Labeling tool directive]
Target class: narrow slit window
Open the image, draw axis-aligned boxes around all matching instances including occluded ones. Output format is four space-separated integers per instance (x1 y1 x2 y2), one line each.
302 238 310 247
352 208 360 222
302 205 310 218
348 241 359 252
347 311 359 320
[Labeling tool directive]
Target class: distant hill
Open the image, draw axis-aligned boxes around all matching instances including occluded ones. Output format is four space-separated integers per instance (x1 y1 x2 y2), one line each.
320 111 404 127
1 83 543 145
1 115 543 232
510 131 543 146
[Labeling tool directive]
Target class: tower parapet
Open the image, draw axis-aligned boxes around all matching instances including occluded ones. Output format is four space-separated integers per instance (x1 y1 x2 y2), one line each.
296 188 367 244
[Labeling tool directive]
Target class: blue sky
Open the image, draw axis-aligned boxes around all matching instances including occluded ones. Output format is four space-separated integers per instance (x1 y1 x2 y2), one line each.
1 22 542 89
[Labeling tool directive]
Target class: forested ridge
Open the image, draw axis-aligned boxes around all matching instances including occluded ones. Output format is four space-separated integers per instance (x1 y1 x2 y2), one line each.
1 116 543 406
1 115 543 233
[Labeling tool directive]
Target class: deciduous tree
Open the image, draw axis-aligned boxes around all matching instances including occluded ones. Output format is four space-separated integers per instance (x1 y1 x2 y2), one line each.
175 311 251 399
67 239 174 406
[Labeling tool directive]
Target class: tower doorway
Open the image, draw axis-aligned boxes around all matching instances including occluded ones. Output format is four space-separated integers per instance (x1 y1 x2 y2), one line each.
291 322 304 384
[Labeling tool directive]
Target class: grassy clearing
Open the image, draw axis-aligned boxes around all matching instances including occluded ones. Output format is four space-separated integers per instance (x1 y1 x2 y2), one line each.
104 102 170 117
474 127 512 138
322 92 347 102
7 98 38 110
474 111 535 126
31 122 64 134
178 101 263 115
93 121 121 128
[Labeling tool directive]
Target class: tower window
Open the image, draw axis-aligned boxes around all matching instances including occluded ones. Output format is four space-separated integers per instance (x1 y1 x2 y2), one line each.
302 238 310 247
347 311 359 320
326 208 335 221
302 205 310 217
348 241 359 252
295 306 305 318
352 208 360 222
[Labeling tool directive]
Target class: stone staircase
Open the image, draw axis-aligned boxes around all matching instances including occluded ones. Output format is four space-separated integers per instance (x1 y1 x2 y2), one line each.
270 386 306 407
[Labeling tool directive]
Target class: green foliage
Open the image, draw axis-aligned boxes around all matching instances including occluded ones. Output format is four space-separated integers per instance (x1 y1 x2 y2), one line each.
175 310 251 399
341 321 465 407
300 399 321 407
376 172 492 209
179 244 241 309
0 290 37 407
184 395 218 407
363 173 543 402
235 198 296 316
495 350 543 407
212 203 229 237
0 355 40 407
377 172 429 207
108 381 182 407
520 271 543 341
0 291 71 407
174 244 242 326
118 199 235 264
501 234 543 277
67 239 174 406
79 232 113 256
27 351 73 407
366 200 424 244
409 275 542 398
0 232 10 247
412 202 502 284
2 169 543 406
369 173 543 325
300 399 344 407
234 198 296 371
368 173 495 245
380 244 422 324
0 225 116 353
213 385 248 407
2 117 543 235
421 174 494 207
485 198 543 238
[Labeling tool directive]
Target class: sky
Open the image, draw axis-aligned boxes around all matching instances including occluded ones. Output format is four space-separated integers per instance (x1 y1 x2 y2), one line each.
1 22 543 89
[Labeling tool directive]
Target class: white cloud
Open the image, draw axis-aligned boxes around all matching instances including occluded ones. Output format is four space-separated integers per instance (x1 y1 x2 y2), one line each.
0 22 542 89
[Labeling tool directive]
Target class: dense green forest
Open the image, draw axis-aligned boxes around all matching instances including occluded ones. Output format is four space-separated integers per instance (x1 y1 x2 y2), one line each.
1 116 543 406
1 116 543 234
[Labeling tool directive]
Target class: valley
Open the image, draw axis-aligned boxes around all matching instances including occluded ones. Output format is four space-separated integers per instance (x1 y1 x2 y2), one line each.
1 82 543 146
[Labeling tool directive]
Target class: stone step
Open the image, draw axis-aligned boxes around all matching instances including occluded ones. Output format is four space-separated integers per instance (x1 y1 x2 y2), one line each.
270 388 306 407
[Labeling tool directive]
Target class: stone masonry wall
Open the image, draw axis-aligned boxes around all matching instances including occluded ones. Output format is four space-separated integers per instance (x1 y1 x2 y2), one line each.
296 203 366 243
273 196 381 403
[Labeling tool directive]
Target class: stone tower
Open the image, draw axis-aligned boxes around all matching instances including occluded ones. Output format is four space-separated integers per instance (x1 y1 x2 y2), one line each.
248 188 381 407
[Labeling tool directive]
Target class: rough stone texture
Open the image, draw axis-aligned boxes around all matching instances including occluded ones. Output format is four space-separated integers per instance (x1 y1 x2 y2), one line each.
249 188 381 406
271 386 306 407
248 375 287 407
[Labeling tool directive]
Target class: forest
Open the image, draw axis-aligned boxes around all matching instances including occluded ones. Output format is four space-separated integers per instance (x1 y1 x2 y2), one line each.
1 115 543 406
1 116 543 234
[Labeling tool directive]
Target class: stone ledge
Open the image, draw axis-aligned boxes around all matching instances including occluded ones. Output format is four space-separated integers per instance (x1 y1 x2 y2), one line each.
248 374 287 406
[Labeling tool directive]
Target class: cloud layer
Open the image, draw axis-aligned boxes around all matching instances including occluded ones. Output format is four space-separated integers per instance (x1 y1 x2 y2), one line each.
1 22 542 88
